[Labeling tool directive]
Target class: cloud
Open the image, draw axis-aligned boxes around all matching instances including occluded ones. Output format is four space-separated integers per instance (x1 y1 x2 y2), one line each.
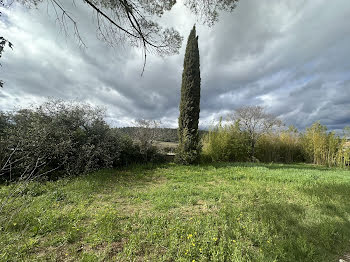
0 0 349 132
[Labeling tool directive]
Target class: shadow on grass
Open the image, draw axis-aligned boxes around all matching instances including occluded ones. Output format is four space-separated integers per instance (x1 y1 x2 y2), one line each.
276 181 350 261
302 182 350 223
199 161 336 172
240 199 350 261
81 163 173 188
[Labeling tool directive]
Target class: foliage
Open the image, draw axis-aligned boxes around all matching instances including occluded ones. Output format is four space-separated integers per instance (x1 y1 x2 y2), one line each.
1 0 239 74
176 25 201 165
1 0 14 87
301 121 349 167
1 163 350 261
202 119 250 163
0 36 13 88
0 37 12 61
184 0 239 26
255 126 304 163
131 119 162 161
0 99 141 182
231 106 282 161
201 116 349 168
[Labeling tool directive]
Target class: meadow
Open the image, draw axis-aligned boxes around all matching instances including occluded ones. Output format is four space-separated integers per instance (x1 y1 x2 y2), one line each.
1 162 350 261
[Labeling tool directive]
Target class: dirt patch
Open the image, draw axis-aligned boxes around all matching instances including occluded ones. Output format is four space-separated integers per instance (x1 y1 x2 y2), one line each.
170 199 220 216
54 245 76 262
87 196 154 217
340 253 350 262
107 238 128 258
206 178 230 186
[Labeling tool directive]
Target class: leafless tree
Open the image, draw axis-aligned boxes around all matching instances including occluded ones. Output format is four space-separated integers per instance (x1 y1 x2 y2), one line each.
133 119 161 160
229 106 283 161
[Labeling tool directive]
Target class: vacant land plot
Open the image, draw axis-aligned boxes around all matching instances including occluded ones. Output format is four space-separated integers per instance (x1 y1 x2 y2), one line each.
1 163 350 261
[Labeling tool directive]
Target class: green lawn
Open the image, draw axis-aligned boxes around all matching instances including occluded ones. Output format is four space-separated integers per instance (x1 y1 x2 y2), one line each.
1 163 350 261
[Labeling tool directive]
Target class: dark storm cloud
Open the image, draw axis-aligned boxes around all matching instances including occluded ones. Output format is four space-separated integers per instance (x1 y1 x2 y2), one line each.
0 0 349 131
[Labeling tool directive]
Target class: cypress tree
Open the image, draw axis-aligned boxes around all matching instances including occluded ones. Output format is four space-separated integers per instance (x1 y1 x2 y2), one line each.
176 25 201 164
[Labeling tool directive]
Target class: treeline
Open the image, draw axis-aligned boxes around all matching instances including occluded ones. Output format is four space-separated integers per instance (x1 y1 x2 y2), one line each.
0 100 164 182
1 100 349 183
202 121 350 167
118 127 207 143
118 127 178 142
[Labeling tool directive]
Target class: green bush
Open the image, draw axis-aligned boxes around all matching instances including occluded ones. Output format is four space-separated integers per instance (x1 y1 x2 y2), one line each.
201 120 250 163
0 99 151 182
255 126 304 163
202 119 349 167
300 122 349 167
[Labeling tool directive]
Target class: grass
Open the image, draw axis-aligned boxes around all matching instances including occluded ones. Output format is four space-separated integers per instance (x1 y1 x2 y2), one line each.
1 162 350 261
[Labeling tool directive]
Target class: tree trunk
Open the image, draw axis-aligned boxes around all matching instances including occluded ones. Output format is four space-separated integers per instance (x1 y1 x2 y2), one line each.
251 141 255 162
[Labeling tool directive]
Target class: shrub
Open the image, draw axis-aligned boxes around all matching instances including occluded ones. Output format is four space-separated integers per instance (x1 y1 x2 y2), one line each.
300 122 347 167
255 126 304 163
201 120 250 163
0 100 127 181
202 118 349 167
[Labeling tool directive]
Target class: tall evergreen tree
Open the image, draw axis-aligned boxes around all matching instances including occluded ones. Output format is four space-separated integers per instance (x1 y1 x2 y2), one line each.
176 25 201 164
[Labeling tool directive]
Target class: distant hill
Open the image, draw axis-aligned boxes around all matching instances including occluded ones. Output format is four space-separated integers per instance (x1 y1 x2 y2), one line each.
117 127 207 143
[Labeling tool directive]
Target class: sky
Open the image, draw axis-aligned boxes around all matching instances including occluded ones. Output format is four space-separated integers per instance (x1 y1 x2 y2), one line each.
0 0 350 132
